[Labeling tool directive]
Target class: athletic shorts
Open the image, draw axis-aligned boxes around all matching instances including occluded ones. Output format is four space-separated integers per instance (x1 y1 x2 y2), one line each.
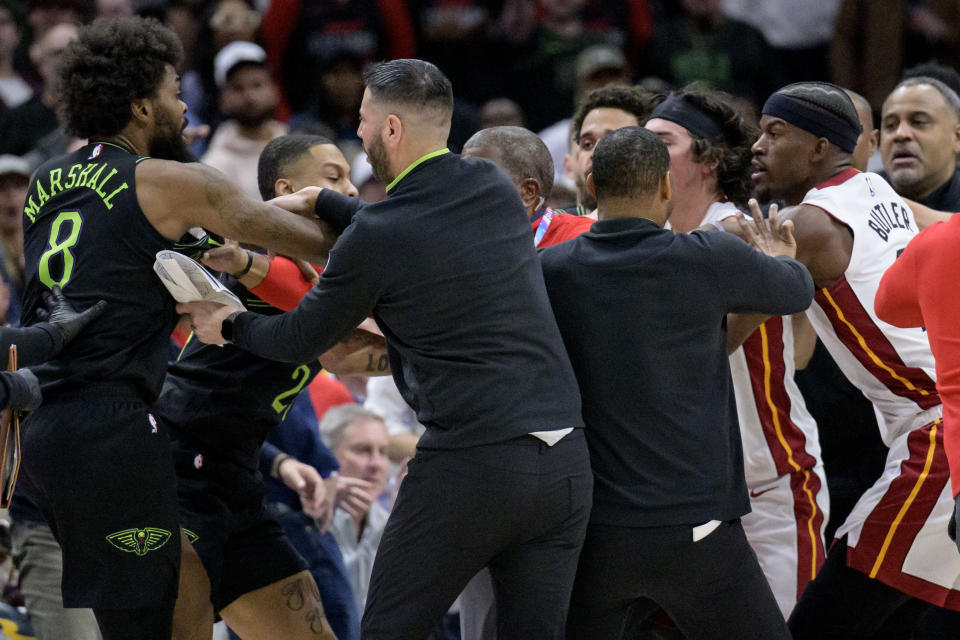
18 391 181 610
838 417 960 610
168 430 307 612
742 465 829 617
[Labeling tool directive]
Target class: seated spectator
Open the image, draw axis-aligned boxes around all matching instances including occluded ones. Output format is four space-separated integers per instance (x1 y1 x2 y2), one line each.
0 2 32 116
202 41 286 200
321 405 391 613
0 22 76 156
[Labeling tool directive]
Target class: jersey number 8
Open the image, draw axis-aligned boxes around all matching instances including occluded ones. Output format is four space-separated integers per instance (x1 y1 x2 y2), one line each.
39 210 83 289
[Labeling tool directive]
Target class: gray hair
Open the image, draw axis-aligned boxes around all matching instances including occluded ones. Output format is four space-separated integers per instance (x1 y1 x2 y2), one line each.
893 76 960 121
319 404 386 451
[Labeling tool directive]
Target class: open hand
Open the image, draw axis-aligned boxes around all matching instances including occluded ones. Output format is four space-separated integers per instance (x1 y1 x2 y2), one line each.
738 199 797 259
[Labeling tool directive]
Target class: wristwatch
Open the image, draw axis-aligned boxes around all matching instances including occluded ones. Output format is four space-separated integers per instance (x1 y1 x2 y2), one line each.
221 311 242 343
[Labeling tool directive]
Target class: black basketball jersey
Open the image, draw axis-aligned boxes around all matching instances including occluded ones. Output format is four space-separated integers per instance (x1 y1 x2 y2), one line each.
154 277 324 468
21 142 177 402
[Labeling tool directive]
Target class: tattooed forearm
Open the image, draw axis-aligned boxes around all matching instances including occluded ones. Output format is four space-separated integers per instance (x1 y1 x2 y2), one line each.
365 352 390 372
200 165 328 263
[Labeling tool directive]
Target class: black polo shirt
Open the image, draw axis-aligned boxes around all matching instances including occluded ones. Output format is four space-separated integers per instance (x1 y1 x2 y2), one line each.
540 217 814 527
230 150 584 449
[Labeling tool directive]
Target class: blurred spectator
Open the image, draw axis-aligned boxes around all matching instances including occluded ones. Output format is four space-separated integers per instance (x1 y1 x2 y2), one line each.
642 0 775 108
0 21 76 156
0 155 25 326
831 0 902 113
0 2 32 115
502 0 622 131
179 0 261 146
539 43 631 193
903 0 960 72
25 0 88 38
879 76 960 210
288 51 366 162
94 0 130 19
260 0 416 118
412 0 497 103
478 98 525 129
202 41 286 200
722 0 840 87
322 405 392 613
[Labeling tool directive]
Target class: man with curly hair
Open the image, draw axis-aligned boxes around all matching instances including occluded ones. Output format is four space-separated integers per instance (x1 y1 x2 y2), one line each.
568 85 656 216
15 16 331 640
646 86 828 618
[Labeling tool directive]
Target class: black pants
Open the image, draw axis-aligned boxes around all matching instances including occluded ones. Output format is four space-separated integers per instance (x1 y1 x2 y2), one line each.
361 430 592 640
789 537 960 639
566 519 790 640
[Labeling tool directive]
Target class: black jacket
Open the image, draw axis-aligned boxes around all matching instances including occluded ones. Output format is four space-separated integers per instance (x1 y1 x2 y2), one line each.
540 217 814 527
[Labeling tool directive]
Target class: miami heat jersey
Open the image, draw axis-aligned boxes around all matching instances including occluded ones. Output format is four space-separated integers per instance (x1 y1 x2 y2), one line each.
701 201 822 484
802 168 939 444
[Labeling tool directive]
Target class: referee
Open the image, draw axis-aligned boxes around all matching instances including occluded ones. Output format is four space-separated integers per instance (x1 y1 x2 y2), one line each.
181 59 592 639
541 127 812 639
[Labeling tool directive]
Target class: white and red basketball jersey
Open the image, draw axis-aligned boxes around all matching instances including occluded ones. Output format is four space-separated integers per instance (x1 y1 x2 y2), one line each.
802 168 940 444
702 202 823 485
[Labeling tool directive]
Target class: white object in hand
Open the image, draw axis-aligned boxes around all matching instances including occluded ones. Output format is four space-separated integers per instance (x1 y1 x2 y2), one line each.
153 250 245 311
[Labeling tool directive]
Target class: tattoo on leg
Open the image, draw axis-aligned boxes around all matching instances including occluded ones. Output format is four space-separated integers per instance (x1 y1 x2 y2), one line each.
282 578 308 611
281 577 328 635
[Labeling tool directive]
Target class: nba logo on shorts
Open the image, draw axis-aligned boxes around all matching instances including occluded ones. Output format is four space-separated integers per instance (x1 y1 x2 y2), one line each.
148 413 158 433
89 143 102 159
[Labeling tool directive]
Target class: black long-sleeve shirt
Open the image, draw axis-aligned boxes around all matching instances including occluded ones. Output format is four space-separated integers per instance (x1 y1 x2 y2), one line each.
540 217 814 527
231 151 584 449
0 322 61 408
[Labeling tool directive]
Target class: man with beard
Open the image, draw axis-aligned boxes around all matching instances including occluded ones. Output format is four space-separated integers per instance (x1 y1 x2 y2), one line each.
180 58 593 640
748 81 960 637
202 41 286 201
568 85 656 217
16 17 331 640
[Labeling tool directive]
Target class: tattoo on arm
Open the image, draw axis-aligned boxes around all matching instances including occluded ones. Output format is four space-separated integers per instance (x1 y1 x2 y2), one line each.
365 352 390 372
201 166 307 257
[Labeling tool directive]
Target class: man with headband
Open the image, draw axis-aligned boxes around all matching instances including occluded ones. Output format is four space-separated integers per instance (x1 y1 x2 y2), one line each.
646 86 828 619
749 81 960 635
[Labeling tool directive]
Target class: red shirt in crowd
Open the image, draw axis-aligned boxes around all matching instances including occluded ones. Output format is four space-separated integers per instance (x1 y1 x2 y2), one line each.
532 207 594 248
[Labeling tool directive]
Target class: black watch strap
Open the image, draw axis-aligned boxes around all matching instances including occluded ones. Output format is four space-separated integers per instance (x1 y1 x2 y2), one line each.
221 311 242 343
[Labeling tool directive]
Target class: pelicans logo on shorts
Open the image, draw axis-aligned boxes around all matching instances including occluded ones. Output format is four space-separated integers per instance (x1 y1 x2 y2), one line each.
106 527 172 556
